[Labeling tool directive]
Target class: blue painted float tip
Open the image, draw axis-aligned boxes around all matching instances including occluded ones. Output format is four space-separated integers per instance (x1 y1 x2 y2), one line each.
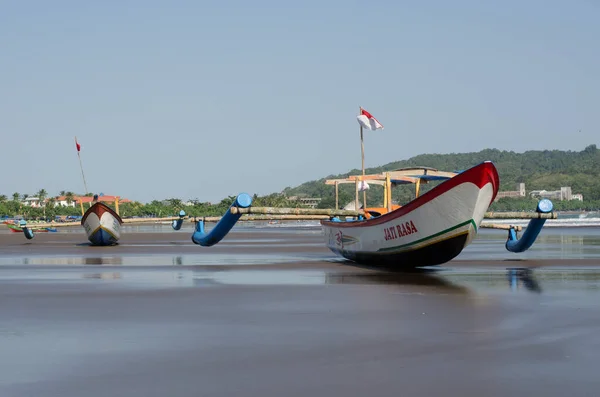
537 199 553 213
236 193 253 208
179 210 186 217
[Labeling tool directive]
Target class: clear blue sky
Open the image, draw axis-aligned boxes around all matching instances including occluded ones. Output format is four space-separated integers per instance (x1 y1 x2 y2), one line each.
1 0 598 203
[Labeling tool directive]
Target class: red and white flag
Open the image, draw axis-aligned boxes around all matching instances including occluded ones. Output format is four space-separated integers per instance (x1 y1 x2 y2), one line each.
357 108 384 130
75 137 81 152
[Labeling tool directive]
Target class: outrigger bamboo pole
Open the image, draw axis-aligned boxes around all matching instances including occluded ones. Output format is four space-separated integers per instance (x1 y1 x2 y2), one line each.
191 215 334 222
230 207 558 219
480 223 523 231
10 214 539 230
27 209 556 227
230 207 363 217
10 215 190 229
484 212 557 219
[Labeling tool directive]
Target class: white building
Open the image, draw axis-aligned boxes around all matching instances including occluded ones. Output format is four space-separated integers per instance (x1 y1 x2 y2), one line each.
571 193 584 201
21 197 42 208
529 186 583 201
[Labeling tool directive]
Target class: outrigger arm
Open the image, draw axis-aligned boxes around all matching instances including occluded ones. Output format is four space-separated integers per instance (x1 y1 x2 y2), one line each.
505 199 554 253
20 220 35 240
171 210 187 230
191 193 252 247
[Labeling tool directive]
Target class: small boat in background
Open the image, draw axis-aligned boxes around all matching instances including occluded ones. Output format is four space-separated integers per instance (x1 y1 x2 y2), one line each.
4 221 57 233
81 196 123 246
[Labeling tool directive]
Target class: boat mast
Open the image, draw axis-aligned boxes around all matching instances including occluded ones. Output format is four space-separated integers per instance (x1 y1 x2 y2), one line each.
75 136 89 196
359 106 367 212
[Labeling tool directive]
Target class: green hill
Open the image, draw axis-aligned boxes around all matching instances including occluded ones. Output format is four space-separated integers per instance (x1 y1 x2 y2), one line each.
283 144 600 211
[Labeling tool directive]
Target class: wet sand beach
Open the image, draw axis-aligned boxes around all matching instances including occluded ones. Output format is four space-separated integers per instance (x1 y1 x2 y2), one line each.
1 224 600 396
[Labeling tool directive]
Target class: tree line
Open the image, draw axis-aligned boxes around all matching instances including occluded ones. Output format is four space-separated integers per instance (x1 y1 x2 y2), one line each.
3 144 600 218
0 192 304 220
283 144 600 211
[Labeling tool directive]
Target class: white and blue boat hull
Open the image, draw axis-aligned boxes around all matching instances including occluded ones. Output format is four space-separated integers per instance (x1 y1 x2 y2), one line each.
81 202 123 246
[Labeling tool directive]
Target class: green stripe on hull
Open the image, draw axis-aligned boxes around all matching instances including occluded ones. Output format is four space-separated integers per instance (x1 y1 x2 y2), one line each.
377 219 477 253
332 232 470 268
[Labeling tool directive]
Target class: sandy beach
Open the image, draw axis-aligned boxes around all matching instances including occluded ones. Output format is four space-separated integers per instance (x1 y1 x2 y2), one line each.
1 225 600 396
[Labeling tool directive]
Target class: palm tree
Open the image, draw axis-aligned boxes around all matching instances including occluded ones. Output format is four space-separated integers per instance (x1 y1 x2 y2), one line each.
37 189 48 215
36 189 47 204
12 192 20 202
65 192 75 207
0 195 7 203
168 198 183 209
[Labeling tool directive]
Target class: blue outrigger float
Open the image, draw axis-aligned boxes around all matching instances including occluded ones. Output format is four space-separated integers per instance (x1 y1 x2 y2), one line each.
176 193 253 247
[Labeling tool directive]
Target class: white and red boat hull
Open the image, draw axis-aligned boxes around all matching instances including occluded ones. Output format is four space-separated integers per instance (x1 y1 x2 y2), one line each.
81 202 123 246
320 162 500 267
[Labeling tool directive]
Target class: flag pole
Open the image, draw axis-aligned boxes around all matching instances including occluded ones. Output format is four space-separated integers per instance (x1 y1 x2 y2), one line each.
359 107 367 212
75 136 89 195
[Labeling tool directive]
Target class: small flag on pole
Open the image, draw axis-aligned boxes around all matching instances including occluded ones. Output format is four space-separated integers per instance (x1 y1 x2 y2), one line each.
357 108 384 130
75 137 81 152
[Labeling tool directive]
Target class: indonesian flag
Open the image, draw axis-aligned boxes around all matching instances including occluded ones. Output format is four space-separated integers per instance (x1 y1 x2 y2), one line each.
75 137 81 152
357 108 384 130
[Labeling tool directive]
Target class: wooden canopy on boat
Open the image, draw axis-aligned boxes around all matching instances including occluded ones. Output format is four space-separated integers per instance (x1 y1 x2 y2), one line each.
325 167 459 214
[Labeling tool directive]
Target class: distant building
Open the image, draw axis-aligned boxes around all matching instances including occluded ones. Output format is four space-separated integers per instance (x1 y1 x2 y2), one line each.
76 195 132 205
298 197 322 208
572 194 583 201
19 195 133 208
21 197 42 207
495 183 526 201
495 183 583 202
530 187 583 201
287 196 322 209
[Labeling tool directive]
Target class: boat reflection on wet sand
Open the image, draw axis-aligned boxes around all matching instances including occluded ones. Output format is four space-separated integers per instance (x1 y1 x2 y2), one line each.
506 267 542 293
325 267 472 295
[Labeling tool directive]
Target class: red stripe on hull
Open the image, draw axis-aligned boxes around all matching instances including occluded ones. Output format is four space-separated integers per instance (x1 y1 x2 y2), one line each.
321 161 499 229
81 202 123 225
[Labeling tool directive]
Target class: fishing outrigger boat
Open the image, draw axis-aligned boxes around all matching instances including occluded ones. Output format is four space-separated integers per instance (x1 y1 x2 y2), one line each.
318 161 553 267
4 220 57 234
321 162 498 267
4 221 57 233
185 161 553 268
81 195 123 246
